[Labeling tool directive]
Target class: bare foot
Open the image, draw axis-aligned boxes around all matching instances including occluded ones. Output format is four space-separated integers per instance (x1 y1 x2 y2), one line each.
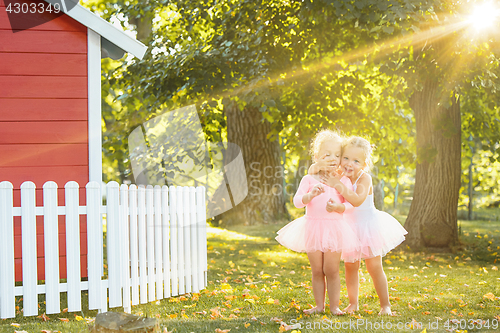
378 306 392 316
330 307 344 315
303 306 324 314
343 303 358 314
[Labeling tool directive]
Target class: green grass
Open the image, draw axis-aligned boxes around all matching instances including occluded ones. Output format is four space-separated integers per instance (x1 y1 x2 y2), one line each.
2 214 500 333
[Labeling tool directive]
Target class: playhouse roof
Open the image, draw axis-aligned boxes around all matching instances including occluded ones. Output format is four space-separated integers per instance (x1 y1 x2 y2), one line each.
43 0 147 60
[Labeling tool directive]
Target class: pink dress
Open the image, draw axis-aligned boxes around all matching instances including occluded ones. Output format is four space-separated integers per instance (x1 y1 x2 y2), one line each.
341 172 408 262
276 175 359 259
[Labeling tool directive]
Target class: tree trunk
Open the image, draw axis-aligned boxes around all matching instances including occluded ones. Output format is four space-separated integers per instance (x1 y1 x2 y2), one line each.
404 79 461 249
218 103 286 225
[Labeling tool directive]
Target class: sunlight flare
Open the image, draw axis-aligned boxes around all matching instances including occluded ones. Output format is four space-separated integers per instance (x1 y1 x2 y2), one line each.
468 2 499 31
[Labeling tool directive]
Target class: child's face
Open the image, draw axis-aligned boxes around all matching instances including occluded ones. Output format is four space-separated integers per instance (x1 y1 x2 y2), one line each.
316 140 342 168
341 145 367 178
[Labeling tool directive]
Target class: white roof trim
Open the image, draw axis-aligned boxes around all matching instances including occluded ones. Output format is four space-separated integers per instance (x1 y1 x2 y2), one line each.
43 0 147 59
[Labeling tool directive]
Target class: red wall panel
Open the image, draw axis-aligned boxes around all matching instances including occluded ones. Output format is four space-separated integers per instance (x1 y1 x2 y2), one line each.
0 76 87 98
0 99 87 121
0 30 87 53
1 0 95 282
0 53 87 76
0 143 88 167
0 121 88 144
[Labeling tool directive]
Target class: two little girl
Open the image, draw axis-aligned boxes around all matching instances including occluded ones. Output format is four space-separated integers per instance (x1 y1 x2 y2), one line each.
276 129 407 316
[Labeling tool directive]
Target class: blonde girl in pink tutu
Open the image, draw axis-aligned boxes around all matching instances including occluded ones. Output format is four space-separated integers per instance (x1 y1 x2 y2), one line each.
319 136 407 316
276 129 359 315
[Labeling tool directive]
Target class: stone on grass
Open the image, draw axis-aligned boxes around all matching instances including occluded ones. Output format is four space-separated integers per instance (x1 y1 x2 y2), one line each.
91 311 159 332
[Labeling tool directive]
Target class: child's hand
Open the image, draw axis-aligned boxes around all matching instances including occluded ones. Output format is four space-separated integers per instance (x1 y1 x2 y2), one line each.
326 198 343 213
309 155 338 175
310 183 325 198
320 172 341 187
317 156 338 171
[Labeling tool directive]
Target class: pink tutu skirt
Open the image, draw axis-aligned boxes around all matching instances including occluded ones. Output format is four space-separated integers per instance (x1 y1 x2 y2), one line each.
276 215 359 260
341 210 407 262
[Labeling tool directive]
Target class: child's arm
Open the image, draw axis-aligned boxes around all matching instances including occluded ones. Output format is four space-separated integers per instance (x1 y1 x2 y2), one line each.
293 176 324 208
322 173 371 207
339 177 354 211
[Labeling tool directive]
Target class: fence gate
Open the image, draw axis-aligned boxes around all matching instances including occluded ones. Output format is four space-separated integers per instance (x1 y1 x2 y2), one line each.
0 181 208 319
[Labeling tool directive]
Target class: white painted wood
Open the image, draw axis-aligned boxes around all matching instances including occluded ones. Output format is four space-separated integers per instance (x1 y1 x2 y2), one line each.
196 187 204 289
0 182 15 319
0 181 207 318
177 187 185 295
106 182 121 307
43 182 60 314
189 187 199 293
199 186 208 286
162 186 171 298
137 185 148 303
120 184 131 313
169 186 178 296
65 181 82 312
129 185 139 306
87 28 102 185
183 187 192 293
43 0 147 59
86 181 102 310
153 185 163 300
21 181 38 316
146 185 155 301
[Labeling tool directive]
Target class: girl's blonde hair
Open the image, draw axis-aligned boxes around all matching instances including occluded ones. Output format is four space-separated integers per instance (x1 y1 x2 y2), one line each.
343 136 375 171
310 129 343 162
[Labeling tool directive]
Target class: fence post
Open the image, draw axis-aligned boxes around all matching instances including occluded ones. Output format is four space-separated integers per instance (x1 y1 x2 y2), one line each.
154 185 163 300
183 187 192 293
0 181 15 319
65 181 82 312
120 184 131 313
129 185 139 306
138 185 147 303
21 181 37 316
196 187 205 289
146 185 155 302
177 186 185 295
169 186 178 296
43 181 60 314
86 181 102 311
161 185 170 298
199 186 208 286
107 181 121 308
189 187 199 293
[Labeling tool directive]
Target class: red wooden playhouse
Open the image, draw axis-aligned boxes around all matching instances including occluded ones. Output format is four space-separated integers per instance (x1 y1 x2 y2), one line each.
0 0 147 282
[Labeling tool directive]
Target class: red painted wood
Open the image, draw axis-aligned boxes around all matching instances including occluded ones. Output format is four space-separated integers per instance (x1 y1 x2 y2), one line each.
0 0 86 32
0 121 88 144
0 76 87 98
14 254 88 281
0 98 88 121
14 216 89 280
0 30 87 53
0 165 89 189
0 143 88 167
0 53 87 76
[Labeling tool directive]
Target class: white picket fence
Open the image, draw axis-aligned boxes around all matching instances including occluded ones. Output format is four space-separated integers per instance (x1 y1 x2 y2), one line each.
0 181 208 319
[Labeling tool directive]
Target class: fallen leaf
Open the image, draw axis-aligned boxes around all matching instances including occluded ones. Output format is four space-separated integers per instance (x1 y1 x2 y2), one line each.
215 329 230 333
58 318 69 322
244 323 251 328
74 315 83 321
11 323 20 327
37 313 50 321
484 292 495 301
